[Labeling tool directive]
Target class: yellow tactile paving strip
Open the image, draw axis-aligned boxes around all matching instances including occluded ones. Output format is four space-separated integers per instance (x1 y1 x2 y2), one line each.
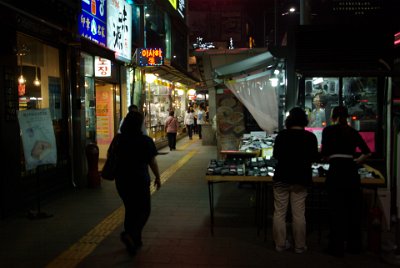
46 141 198 268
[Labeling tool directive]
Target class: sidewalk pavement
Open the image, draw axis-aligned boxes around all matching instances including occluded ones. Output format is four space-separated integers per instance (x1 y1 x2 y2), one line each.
0 136 398 267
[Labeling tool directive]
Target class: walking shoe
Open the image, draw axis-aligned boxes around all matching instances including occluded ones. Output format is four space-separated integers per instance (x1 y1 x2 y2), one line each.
275 241 291 252
295 246 308 254
120 232 137 255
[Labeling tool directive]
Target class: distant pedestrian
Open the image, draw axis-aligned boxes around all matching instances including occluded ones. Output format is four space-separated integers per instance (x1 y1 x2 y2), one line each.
195 103 206 139
272 107 319 254
193 103 199 134
115 111 161 255
184 106 195 140
165 110 179 150
321 106 371 257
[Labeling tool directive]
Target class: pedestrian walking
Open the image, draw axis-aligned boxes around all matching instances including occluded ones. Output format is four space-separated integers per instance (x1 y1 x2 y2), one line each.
115 111 161 255
184 106 195 140
196 103 206 139
165 110 179 150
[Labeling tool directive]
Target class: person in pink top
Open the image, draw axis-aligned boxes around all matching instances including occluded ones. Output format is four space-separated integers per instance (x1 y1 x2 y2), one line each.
165 110 179 151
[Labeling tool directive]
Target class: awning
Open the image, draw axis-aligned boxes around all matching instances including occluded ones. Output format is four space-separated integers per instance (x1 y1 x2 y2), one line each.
214 51 276 80
145 64 200 87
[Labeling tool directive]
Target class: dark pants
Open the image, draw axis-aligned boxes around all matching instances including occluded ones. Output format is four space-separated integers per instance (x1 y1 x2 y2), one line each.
167 132 177 150
116 179 151 244
186 124 193 139
197 124 202 139
326 159 363 255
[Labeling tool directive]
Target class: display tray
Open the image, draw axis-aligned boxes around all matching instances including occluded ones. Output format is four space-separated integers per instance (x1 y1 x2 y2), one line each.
220 150 259 158
206 164 385 186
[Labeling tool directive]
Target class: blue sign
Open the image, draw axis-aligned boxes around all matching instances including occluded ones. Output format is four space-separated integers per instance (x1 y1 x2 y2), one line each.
78 0 107 47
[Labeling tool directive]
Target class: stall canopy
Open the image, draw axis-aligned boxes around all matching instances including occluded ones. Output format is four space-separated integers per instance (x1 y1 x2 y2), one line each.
214 51 275 80
214 51 280 133
146 64 199 86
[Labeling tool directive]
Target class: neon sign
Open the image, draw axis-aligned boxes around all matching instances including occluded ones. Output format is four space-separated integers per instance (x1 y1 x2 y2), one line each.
137 48 164 66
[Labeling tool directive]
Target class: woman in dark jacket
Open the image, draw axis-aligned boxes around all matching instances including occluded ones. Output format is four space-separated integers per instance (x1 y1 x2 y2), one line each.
115 111 161 255
321 106 371 257
272 107 319 254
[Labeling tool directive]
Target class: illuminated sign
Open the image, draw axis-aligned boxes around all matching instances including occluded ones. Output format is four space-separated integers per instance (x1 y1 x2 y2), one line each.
168 0 177 9
167 0 184 18
177 0 185 18
78 0 107 46
395 32 400 46
137 48 164 66
107 0 132 62
95 56 112 77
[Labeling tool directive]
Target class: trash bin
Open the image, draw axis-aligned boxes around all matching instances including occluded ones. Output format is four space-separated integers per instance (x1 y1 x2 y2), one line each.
86 143 101 188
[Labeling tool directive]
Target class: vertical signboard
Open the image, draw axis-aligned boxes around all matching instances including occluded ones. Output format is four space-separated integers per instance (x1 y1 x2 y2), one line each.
107 0 132 62
79 0 107 46
168 0 177 9
177 0 185 18
167 0 185 19
17 109 57 170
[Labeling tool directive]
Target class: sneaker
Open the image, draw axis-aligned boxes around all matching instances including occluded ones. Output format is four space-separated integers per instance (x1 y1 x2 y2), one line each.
295 246 308 254
275 241 291 252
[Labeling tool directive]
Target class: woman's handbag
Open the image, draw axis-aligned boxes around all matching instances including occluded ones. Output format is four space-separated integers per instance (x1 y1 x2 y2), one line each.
101 134 121 181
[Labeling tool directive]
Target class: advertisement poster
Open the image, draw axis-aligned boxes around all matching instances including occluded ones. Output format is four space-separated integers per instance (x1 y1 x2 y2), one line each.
17 109 57 171
96 87 113 146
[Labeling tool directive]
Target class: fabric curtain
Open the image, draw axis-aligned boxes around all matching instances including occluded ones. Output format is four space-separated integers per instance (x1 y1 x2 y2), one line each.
225 72 279 133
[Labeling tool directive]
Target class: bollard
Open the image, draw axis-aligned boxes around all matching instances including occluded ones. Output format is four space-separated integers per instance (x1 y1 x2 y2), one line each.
86 143 101 188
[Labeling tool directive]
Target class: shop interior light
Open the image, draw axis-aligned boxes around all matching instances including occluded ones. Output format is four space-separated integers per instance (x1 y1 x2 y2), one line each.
33 66 40 86
18 74 26 84
274 69 280 75
18 59 25 84
17 45 27 85
269 78 278 87
145 73 157 83
312 77 324 84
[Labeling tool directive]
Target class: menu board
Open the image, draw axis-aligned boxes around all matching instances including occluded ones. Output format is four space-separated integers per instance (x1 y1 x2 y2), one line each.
216 93 245 154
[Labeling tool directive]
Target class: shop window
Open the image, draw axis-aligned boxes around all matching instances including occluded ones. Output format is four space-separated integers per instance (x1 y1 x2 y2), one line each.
16 33 68 174
343 77 378 152
303 76 378 153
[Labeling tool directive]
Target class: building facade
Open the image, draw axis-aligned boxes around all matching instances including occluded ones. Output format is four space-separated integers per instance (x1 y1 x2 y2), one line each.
0 0 197 218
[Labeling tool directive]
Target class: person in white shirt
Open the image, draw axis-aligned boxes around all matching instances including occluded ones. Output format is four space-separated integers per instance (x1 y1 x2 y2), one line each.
195 103 206 139
184 106 195 140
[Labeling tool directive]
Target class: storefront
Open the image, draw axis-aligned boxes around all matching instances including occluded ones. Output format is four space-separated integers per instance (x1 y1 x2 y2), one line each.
0 2 77 217
74 0 136 181
143 72 189 141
